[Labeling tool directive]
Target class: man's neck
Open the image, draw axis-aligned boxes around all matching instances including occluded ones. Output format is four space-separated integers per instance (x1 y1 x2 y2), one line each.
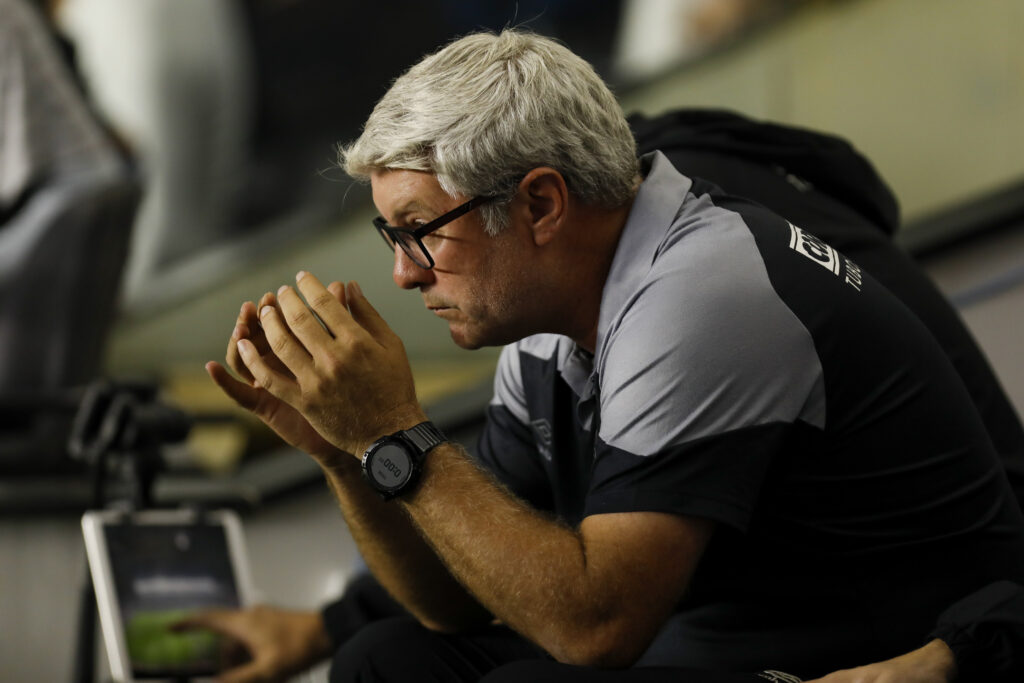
566 197 635 354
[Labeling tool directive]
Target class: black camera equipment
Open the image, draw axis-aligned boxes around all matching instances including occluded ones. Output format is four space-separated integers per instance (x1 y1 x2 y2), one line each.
70 380 193 683
68 380 192 510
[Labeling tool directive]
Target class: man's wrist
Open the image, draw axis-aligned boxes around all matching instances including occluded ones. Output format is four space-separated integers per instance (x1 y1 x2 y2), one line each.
309 445 353 466
918 638 958 682
361 421 446 500
307 610 335 661
319 453 362 483
354 405 430 458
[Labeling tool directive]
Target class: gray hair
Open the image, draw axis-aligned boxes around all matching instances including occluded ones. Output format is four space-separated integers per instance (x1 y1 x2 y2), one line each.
340 29 639 233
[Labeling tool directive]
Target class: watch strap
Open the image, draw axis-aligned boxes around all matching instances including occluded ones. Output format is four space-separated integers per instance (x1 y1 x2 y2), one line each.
402 421 447 454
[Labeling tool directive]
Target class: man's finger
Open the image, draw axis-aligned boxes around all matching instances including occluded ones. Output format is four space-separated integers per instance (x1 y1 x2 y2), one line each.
255 301 315 381
328 280 347 307
346 281 399 346
293 271 362 341
207 361 261 411
236 337 299 404
226 303 259 384
171 608 222 632
277 280 335 353
237 296 300 380
248 296 278 356
170 608 251 648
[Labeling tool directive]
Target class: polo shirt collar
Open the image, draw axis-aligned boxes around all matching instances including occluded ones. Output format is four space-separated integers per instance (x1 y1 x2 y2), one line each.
595 151 693 360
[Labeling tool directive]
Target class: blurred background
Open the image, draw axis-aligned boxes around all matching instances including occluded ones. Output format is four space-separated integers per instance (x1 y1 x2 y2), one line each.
2 0 1023 680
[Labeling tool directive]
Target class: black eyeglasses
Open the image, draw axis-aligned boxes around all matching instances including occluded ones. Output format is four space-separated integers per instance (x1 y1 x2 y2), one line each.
373 195 494 269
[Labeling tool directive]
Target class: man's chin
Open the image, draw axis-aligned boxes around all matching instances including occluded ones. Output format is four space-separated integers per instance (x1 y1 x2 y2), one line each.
448 322 523 350
448 327 486 350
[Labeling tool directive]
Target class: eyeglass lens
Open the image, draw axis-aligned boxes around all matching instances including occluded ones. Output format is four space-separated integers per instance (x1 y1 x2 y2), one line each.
395 232 430 267
377 226 431 268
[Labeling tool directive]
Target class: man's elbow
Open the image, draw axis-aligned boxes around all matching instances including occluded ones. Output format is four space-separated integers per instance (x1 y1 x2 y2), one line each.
546 619 652 669
413 602 494 635
418 613 492 635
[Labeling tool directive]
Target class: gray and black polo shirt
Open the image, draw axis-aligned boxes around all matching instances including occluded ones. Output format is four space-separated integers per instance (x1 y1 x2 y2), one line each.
475 152 1024 677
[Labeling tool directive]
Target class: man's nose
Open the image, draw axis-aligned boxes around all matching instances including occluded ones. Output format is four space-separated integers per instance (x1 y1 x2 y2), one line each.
392 247 435 290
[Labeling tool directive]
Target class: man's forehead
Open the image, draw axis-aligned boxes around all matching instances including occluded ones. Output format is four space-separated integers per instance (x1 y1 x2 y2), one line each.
371 168 441 199
370 168 448 216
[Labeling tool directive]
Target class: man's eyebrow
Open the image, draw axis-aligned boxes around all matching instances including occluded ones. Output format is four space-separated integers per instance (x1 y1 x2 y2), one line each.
390 200 430 224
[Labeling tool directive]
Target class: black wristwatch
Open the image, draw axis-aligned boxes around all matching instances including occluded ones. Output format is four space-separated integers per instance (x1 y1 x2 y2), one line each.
361 421 447 500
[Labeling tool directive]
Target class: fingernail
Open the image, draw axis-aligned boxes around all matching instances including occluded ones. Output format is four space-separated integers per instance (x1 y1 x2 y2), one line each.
260 305 274 319
277 285 289 296
350 281 362 297
296 270 307 281
232 323 241 338
236 339 250 356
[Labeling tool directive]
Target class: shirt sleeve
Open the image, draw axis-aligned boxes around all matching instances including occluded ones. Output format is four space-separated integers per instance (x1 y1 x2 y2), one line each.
928 581 1024 682
586 209 825 530
473 343 555 511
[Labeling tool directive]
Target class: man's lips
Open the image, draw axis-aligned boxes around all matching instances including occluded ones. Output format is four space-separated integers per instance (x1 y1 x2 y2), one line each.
426 302 454 316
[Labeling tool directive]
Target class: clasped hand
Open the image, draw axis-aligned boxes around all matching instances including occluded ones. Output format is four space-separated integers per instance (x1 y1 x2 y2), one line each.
207 271 426 465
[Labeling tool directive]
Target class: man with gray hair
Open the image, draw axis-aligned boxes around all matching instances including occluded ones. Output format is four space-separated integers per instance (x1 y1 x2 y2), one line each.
208 29 1024 681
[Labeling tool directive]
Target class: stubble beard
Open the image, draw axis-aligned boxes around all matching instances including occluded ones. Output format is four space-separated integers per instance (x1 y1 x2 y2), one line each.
449 259 527 350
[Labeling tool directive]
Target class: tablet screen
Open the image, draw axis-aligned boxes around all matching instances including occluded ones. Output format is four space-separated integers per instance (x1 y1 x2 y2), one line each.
82 511 252 683
87 513 248 680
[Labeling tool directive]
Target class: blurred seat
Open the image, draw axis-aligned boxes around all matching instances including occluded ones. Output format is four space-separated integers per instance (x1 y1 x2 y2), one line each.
0 0 143 476
0 170 141 473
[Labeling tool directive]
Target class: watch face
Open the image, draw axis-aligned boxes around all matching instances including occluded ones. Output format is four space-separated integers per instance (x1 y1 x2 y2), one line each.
368 442 414 491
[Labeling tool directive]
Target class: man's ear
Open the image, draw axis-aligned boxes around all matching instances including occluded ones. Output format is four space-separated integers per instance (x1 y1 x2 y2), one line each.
515 167 568 247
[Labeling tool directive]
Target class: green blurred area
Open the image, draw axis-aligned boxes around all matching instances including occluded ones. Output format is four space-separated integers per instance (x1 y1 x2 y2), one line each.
125 609 220 672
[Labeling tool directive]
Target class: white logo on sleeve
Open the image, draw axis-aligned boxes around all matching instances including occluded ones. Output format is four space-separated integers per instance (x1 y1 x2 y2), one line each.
757 671 803 683
531 418 554 461
789 222 839 274
788 222 863 291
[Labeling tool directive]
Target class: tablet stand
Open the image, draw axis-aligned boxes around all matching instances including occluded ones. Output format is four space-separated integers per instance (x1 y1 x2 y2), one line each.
70 381 191 683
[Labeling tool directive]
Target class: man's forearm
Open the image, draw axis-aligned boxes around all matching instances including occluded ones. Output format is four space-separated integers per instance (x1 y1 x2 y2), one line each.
395 442 709 667
807 638 957 682
320 457 492 633
400 444 596 659
321 440 641 662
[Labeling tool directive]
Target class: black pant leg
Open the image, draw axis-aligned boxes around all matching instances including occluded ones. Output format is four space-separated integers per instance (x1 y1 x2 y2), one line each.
321 573 410 647
329 615 802 683
329 616 548 683
483 661 799 683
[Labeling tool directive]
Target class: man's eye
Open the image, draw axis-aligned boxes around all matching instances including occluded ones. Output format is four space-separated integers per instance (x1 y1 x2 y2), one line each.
421 231 443 247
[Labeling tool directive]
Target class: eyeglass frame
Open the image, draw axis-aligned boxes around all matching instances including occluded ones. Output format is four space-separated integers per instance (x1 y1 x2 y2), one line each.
372 195 495 269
